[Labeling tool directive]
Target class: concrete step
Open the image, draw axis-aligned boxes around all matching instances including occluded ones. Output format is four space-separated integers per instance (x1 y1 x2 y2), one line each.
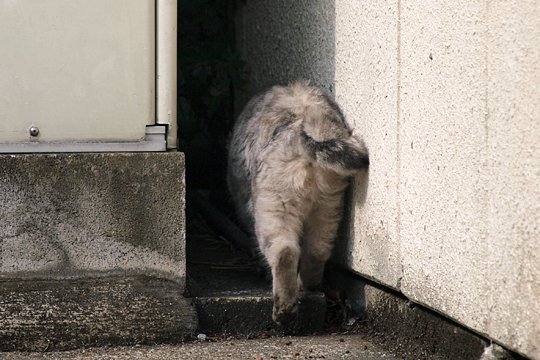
2 334 401 360
0 275 198 352
187 250 328 336
194 291 327 337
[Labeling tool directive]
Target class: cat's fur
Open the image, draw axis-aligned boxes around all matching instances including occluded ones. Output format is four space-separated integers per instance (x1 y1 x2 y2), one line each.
227 81 369 324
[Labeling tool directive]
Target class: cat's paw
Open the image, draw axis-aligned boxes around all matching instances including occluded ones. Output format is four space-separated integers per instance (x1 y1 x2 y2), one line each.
272 294 299 325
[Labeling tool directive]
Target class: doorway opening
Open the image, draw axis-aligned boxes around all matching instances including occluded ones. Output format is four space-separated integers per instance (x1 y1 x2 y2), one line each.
178 0 354 335
178 0 264 300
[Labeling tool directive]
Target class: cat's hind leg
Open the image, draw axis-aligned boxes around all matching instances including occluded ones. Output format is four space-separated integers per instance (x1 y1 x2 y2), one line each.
254 194 303 325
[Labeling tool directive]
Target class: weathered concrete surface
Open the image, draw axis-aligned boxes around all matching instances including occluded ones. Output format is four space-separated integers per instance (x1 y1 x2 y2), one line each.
237 1 540 358
399 2 540 358
235 0 335 106
485 1 540 355
332 0 402 289
326 266 491 360
0 153 194 350
0 153 186 285
0 276 197 351
399 0 491 336
1 335 399 360
195 293 326 337
363 284 486 360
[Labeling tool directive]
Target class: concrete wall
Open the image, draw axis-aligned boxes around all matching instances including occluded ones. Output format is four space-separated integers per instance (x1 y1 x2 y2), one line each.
236 1 540 358
0 153 186 286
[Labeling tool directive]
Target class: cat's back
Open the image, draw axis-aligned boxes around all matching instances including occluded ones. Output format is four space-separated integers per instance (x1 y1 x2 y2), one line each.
228 81 359 183
230 81 335 158
227 81 369 231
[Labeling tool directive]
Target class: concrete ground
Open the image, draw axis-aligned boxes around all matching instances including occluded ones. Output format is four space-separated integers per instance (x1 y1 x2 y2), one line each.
2 335 399 360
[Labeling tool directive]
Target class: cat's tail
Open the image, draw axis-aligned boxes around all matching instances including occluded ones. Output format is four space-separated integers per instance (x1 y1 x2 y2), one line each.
281 80 369 176
301 130 370 176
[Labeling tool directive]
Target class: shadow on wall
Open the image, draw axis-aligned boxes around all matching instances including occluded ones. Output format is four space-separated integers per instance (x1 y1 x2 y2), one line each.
334 172 369 266
235 0 337 109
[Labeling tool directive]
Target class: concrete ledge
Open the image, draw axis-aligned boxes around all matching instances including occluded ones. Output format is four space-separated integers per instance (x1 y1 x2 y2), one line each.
0 275 197 351
0 152 186 284
0 153 193 351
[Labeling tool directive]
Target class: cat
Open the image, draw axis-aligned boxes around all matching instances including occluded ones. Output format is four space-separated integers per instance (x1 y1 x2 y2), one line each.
227 81 369 324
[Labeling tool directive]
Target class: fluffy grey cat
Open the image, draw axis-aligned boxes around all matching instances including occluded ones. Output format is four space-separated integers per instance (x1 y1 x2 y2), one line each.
227 81 369 324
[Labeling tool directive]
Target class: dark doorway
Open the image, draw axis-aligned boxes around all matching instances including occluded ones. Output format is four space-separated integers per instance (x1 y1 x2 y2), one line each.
177 0 264 301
